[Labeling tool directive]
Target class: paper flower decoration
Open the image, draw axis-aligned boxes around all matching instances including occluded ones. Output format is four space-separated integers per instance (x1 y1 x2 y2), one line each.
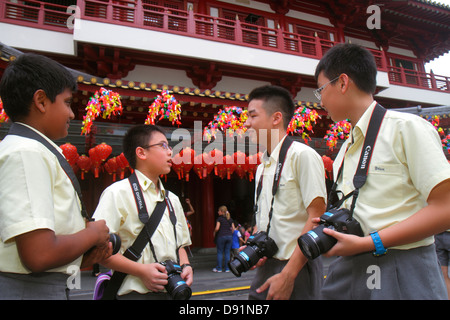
0 98 9 124
442 134 450 154
81 88 123 135
324 120 352 150
145 90 181 126
203 106 248 142
287 105 320 143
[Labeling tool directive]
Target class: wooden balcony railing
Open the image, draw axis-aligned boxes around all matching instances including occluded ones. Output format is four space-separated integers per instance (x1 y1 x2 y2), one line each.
1 0 448 93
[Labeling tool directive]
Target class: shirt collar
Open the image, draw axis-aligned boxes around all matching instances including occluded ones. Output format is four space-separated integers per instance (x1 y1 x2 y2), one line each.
134 169 166 198
15 122 63 154
351 100 378 143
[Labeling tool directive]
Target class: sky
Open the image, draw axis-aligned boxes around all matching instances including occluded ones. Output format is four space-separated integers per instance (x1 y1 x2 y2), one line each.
423 0 450 76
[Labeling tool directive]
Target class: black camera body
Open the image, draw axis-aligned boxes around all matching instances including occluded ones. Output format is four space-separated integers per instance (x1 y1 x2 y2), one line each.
160 260 192 300
298 208 363 260
228 231 278 277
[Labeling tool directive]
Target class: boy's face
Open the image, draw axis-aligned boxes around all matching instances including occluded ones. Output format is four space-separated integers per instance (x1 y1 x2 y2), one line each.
138 131 173 176
41 88 75 140
316 72 347 122
244 99 276 147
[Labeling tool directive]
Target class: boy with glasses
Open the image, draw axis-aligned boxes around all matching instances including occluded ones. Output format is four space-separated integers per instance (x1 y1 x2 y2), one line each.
93 124 192 299
314 43 450 299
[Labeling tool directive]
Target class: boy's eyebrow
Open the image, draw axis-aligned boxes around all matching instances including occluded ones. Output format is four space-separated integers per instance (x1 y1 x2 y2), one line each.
248 109 256 115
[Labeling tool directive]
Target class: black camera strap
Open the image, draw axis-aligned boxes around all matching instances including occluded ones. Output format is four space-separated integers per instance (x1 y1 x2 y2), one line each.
253 135 294 235
102 172 177 300
328 103 387 217
7 123 90 220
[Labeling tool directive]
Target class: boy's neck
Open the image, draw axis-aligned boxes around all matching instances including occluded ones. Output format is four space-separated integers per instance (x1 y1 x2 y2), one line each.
136 167 161 193
347 95 375 126
266 127 286 156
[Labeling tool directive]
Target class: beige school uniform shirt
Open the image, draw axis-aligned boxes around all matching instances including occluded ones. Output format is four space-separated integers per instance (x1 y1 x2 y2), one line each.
333 101 450 249
254 135 327 260
92 169 191 296
0 123 85 274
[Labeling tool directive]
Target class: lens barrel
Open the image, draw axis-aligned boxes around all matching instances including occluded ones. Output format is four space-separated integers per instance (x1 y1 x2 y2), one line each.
298 225 337 260
166 274 192 300
109 233 121 255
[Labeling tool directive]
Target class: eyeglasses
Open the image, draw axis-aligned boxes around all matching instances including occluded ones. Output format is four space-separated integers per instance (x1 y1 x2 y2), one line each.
313 76 340 101
141 142 172 151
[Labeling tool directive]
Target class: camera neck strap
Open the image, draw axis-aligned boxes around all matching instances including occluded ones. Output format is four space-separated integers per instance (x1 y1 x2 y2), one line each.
7 123 90 220
102 173 178 300
127 172 178 263
254 135 294 235
328 103 387 217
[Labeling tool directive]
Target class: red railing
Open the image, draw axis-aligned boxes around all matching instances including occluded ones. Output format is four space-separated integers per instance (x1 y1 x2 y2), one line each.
0 0 72 33
388 66 450 92
1 0 449 93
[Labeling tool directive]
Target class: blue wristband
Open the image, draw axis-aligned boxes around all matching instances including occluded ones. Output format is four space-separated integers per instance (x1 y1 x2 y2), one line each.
370 231 387 256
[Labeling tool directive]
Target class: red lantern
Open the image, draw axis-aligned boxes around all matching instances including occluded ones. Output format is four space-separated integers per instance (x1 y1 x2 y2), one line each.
193 152 214 179
209 148 223 176
104 157 118 181
217 154 235 179
60 143 79 172
322 155 333 179
116 152 130 180
245 152 262 181
89 143 112 178
171 153 183 180
178 147 195 181
234 151 247 179
77 154 91 180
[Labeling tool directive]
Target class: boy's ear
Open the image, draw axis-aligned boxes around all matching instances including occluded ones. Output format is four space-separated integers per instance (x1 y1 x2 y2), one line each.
339 74 352 94
135 146 147 161
32 89 48 113
272 111 283 127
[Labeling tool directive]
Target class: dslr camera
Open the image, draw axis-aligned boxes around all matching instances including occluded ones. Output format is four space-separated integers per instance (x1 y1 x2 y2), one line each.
298 208 363 260
228 231 278 277
160 260 192 300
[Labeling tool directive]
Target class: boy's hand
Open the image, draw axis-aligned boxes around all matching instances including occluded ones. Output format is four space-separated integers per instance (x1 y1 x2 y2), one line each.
181 265 194 286
86 219 110 247
81 242 112 268
138 263 168 292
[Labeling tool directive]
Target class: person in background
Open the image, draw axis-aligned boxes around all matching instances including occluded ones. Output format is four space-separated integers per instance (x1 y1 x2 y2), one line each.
213 206 234 272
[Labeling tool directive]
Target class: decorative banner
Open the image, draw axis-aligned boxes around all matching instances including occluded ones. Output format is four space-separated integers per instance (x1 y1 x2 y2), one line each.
203 106 248 142
81 88 123 135
287 105 320 143
0 98 9 124
145 90 181 126
324 120 352 150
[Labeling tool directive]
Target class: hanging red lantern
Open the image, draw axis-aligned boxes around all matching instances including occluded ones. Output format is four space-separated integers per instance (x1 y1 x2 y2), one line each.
89 143 112 178
193 152 214 179
245 152 262 181
234 151 247 179
208 148 223 176
217 154 235 179
116 152 130 180
77 154 91 180
104 157 118 181
60 142 79 172
171 153 183 180
322 155 334 179
177 147 195 181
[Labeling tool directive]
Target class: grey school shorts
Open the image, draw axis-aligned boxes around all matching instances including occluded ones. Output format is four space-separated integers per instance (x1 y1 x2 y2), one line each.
321 244 447 300
435 231 450 268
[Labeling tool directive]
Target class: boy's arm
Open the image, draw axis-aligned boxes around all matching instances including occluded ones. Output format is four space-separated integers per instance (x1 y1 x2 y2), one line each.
323 178 450 256
16 219 110 273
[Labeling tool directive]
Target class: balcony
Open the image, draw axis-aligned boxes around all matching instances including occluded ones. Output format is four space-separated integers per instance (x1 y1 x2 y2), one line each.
1 0 449 94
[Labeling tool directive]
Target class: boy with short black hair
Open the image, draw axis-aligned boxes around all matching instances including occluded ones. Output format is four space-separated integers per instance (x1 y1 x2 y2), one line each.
0 53 111 299
93 124 193 299
243 85 327 300
314 43 450 299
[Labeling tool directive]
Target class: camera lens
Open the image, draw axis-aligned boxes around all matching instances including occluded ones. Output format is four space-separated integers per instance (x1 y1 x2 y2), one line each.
228 246 261 277
109 233 121 255
298 225 337 260
166 274 192 300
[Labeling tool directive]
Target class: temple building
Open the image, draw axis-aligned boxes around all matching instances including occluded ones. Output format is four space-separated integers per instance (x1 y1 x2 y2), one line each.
0 0 449 248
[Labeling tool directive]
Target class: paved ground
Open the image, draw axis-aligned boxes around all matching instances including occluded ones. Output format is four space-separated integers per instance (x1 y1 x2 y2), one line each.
69 248 334 300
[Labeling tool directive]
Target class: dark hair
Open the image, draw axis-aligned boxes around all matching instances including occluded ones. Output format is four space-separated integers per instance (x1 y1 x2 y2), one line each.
314 43 377 94
123 124 166 169
0 53 77 122
248 85 295 130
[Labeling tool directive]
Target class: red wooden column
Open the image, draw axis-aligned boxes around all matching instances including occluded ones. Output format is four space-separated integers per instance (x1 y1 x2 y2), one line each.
201 174 215 248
